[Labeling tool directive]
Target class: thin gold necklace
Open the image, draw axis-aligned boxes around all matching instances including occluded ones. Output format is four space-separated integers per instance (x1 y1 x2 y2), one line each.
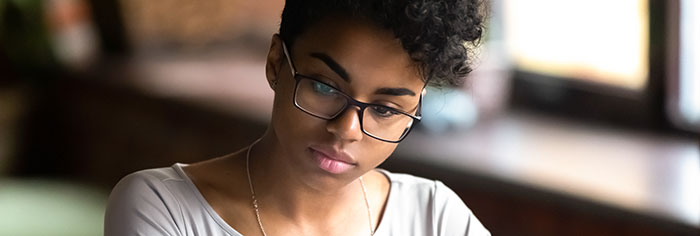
245 139 375 236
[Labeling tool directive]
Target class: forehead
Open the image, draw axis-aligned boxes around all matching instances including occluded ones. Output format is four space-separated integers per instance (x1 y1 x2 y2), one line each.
290 18 425 94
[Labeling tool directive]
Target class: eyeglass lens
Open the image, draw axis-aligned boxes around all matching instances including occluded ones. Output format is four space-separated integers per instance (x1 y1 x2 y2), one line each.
294 77 414 141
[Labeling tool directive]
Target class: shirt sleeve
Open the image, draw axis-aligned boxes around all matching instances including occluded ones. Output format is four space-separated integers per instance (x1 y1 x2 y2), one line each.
433 181 491 236
104 171 182 236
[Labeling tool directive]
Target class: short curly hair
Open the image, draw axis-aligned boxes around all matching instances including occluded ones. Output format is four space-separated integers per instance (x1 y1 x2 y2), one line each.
279 0 487 87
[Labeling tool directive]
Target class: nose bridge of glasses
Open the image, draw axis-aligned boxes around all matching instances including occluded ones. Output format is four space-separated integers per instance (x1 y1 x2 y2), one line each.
326 103 364 141
331 101 362 120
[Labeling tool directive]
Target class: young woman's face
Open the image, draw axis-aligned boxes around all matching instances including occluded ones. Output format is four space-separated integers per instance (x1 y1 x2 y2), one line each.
268 18 425 188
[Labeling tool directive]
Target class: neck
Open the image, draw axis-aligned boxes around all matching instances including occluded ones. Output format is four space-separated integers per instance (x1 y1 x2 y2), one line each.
247 129 365 224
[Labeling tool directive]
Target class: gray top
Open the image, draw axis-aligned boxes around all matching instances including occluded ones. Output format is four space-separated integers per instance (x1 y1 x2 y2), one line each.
104 163 490 236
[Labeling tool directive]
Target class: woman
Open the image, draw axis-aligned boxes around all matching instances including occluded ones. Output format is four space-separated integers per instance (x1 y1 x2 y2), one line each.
105 0 489 235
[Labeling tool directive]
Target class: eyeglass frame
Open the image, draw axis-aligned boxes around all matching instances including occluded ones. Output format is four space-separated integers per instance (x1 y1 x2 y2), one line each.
280 40 423 143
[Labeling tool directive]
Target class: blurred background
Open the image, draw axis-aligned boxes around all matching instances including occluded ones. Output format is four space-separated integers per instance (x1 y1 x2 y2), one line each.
0 0 698 235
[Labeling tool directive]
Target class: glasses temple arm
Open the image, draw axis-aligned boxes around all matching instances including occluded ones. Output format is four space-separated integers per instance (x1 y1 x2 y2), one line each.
281 41 297 76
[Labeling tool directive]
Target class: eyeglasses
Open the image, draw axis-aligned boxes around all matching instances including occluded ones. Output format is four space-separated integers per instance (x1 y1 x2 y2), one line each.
281 41 422 143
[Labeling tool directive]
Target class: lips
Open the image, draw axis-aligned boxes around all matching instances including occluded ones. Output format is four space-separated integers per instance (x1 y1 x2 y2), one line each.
309 146 357 174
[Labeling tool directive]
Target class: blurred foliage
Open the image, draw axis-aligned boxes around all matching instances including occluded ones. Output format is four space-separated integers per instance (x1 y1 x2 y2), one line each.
1 0 59 81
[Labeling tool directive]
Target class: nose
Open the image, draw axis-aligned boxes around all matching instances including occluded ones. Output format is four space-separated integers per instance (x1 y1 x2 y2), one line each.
326 106 363 142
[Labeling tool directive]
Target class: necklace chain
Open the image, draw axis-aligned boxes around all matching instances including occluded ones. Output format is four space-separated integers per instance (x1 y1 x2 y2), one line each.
359 175 375 234
245 139 375 236
246 139 267 236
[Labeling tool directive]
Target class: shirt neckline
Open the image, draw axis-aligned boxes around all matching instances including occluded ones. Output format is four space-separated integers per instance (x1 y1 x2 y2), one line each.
172 163 395 235
173 163 244 235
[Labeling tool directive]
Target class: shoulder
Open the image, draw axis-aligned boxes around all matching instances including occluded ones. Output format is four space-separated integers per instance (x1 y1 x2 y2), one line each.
379 169 490 236
104 165 189 236
379 169 436 190
107 166 187 209
378 169 441 203
430 181 490 235
113 165 184 191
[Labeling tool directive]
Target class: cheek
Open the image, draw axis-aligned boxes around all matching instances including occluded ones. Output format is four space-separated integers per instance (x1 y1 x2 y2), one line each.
271 82 325 150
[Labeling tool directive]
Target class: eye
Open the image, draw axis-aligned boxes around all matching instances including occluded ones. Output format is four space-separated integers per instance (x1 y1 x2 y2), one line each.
311 81 337 96
369 105 401 118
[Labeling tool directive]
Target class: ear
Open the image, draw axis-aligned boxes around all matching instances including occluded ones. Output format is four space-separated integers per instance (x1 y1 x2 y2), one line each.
265 34 285 91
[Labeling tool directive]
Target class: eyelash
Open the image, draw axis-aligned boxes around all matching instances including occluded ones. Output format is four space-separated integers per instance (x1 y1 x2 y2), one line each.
308 73 341 88
374 100 403 110
304 74 408 110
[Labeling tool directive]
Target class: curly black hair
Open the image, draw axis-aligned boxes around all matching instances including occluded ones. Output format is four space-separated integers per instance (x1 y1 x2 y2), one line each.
279 0 487 87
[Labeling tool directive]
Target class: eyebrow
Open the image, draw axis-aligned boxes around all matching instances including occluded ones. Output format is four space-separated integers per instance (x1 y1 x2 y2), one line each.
375 87 417 96
310 52 350 82
309 52 416 97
